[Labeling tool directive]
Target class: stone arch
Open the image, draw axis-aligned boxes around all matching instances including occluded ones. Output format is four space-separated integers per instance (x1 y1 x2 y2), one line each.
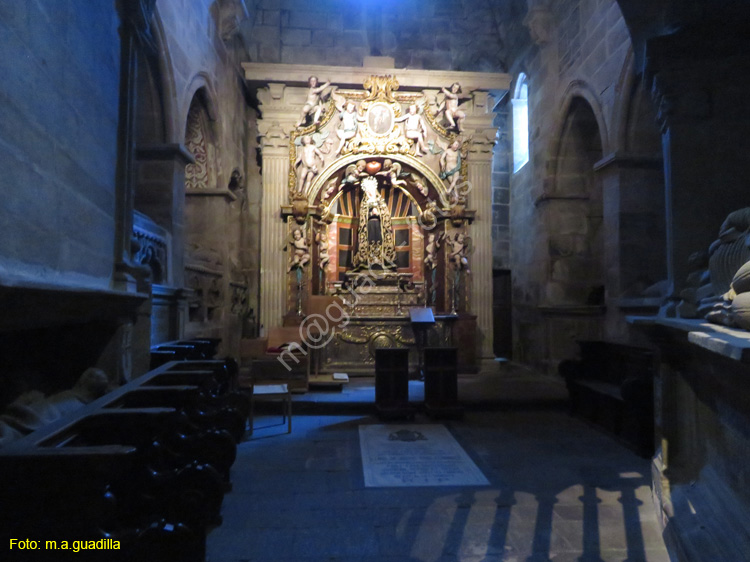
608 46 667 301
543 95 605 306
547 81 609 190
307 153 452 209
184 89 220 191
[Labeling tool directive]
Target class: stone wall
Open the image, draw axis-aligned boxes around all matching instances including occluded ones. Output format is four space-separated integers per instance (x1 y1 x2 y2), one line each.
507 0 662 370
243 0 513 72
155 0 257 352
0 2 121 289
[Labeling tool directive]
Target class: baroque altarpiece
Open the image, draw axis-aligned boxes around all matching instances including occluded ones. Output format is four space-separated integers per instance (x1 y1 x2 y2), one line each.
245 65 508 373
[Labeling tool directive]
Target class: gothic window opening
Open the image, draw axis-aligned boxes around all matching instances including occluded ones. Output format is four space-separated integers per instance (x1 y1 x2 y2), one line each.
512 73 529 173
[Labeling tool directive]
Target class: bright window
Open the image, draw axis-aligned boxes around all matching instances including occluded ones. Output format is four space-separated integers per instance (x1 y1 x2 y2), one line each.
512 74 529 173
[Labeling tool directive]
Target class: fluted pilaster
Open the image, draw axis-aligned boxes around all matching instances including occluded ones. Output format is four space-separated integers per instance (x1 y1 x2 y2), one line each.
467 133 495 358
258 123 290 333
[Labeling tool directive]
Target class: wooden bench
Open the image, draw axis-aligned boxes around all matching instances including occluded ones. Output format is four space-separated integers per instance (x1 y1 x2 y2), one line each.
0 358 248 562
559 340 656 457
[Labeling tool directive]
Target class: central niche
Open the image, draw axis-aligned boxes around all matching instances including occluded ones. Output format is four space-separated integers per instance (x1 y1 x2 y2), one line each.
319 157 424 288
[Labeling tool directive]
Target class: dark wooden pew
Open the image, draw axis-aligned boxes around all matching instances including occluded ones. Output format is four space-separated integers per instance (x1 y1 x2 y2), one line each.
0 358 248 562
559 340 656 457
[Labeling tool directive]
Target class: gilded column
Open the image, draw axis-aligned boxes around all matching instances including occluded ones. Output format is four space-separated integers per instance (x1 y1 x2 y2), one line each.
258 122 290 334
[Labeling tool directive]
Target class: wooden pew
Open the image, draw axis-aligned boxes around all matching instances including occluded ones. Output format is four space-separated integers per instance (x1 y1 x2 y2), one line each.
559 340 656 457
0 358 248 562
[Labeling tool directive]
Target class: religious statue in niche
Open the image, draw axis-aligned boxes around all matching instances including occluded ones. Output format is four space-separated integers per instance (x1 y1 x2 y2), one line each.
296 76 331 128
434 82 470 132
424 230 445 306
396 103 428 156
352 175 396 270
285 227 310 272
315 222 330 272
295 134 327 193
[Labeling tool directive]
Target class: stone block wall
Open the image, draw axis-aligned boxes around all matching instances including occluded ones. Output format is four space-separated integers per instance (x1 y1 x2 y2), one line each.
243 0 509 72
0 2 121 289
156 0 258 354
506 0 661 370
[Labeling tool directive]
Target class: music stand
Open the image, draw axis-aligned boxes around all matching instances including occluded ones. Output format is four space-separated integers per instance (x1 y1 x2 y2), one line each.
409 307 435 380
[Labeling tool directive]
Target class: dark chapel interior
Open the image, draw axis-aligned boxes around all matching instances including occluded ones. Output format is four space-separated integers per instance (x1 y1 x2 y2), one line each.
1 0 750 560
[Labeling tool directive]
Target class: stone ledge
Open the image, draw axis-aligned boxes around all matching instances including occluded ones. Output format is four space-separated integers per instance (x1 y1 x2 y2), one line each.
243 62 511 91
628 315 750 363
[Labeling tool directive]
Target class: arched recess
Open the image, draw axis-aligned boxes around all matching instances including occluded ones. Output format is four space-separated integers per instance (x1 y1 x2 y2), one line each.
132 8 193 346
608 47 666 302
304 155 448 295
543 95 605 306
182 88 232 342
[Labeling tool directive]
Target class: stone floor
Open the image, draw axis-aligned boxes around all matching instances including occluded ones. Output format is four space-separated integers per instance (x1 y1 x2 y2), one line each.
206 365 672 562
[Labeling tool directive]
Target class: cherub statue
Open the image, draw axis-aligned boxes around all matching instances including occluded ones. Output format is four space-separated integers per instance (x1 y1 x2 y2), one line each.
435 82 469 132
285 227 310 272
396 103 428 156
296 76 331 128
439 139 464 198
331 93 363 156
295 134 326 193
377 159 408 188
322 177 339 201
315 224 330 271
424 230 445 270
447 231 472 273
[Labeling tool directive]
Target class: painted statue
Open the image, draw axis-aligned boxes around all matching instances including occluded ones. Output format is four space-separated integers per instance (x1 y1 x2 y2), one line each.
286 227 310 272
397 103 428 156
447 231 472 274
439 139 464 198
435 82 469 132
296 76 331 128
295 135 324 193
352 176 396 270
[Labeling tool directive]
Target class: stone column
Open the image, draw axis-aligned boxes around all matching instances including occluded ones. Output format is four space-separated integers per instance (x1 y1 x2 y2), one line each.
467 135 496 359
465 91 498 360
135 143 194 287
258 122 290 334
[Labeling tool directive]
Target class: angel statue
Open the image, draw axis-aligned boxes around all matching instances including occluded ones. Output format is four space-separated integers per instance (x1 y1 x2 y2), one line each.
438 139 466 200
284 227 310 272
376 159 408 188
296 76 331 128
332 93 363 156
396 103 428 156
434 82 470 132
447 231 472 274
295 132 328 193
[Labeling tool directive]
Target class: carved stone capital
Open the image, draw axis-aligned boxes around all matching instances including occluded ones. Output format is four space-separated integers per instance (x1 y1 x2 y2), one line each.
258 121 290 153
467 129 497 158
